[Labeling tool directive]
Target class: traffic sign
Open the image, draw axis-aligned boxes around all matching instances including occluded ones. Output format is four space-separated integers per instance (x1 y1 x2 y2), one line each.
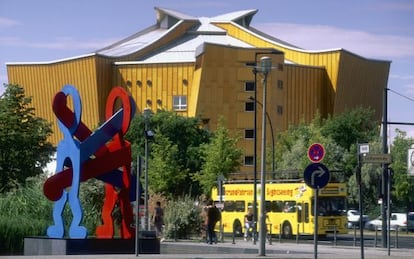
307 143 325 163
304 163 330 189
362 153 392 164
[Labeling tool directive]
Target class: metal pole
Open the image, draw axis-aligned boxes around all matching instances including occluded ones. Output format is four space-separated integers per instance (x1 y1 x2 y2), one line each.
387 168 391 256
249 96 275 180
259 56 271 256
382 87 388 248
253 57 258 245
314 187 319 259
135 156 141 256
357 161 364 259
144 108 151 231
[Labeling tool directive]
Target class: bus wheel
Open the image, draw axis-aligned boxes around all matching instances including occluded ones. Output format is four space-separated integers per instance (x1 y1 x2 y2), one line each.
233 219 243 237
282 222 292 239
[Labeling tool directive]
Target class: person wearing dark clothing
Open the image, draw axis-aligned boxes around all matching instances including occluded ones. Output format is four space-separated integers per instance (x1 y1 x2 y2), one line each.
153 201 164 239
206 200 221 244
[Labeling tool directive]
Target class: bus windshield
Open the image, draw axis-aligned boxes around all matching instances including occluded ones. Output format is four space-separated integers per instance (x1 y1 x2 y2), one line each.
312 197 346 216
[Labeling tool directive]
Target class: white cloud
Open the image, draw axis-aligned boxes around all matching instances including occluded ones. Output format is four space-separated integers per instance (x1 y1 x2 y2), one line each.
0 17 20 27
255 23 414 59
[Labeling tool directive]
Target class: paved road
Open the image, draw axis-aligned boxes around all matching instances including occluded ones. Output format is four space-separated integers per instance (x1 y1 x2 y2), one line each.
4 238 413 259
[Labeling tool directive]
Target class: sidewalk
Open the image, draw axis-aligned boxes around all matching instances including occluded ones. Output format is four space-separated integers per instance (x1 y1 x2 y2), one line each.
3 238 413 259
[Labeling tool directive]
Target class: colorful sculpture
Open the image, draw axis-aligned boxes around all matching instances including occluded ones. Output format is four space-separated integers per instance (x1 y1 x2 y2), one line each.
43 85 137 239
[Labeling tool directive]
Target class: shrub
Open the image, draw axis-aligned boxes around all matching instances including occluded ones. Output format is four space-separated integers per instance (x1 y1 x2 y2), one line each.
163 195 203 239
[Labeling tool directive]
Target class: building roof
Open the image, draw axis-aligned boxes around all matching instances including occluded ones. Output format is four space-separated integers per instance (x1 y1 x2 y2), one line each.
96 7 257 60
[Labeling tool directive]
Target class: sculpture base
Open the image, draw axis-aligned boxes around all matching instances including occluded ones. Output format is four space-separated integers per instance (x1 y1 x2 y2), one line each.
24 234 160 255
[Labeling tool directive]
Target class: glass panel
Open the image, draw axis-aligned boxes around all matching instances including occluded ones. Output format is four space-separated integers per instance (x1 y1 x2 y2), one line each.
312 197 346 216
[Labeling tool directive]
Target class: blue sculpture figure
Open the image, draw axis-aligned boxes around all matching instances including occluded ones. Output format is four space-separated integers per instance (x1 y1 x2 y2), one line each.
47 85 124 238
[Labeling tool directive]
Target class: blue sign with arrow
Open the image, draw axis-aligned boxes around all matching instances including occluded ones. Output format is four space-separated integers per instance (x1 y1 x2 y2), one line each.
304 163 330 189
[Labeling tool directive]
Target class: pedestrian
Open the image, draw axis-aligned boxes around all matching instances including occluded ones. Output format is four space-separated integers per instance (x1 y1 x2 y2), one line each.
244 206 254 241
153 201 164 240
206 200 221 244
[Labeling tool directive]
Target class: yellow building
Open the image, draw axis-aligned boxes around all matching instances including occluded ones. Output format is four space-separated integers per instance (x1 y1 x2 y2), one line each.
6 7 390 178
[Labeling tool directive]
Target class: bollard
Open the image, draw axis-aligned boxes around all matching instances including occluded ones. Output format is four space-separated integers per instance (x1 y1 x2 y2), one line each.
374 225 378 247
395 225 399 248
268 223 272 245
296 224 299 244
279 223 282 243
174 221 178 242
333 225 337 246
220 223 224 243
353 224 356 247
232 223 235 245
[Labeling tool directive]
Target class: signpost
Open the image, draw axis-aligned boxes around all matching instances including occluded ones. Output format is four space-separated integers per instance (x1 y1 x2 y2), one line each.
304 163 330 189
362 154 392 164
304 162 330 259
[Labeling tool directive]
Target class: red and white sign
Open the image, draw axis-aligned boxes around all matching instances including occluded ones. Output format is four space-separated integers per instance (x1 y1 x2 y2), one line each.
307 143 325 163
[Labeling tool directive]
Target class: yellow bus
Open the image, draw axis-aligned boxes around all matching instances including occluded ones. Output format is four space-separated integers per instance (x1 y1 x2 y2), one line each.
211 181 347 238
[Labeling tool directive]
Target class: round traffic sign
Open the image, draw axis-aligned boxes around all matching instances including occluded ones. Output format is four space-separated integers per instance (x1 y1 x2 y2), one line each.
308 143 325 163
303 163 330 189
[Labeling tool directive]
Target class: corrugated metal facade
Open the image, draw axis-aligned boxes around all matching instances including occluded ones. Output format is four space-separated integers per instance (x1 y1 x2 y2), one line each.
7 56 113 144
6 7 390 178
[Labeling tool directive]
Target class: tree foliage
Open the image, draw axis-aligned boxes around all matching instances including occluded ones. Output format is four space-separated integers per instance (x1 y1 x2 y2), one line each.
320 107 378 151
389 129 414 212
125 110 210 197
148 132 189 197
194 117 243 195
275 114 347 181
0 84 54 193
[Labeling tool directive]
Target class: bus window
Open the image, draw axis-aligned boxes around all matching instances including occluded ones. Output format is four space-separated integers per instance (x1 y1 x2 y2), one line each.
283 201 296 213
304 203 309 222
224 201 234 212
272 201 284 212
265 201 272 212
235 201 245 212
312 197 346 216
297 202 303 223
224 200 245 212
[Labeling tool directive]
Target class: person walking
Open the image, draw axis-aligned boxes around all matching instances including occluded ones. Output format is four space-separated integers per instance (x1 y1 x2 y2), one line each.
206 200 221 244
153 201 164 240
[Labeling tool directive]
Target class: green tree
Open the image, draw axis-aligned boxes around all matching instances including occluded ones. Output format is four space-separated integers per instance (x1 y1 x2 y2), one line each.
125 110 210 197
194 117 243 195
347 139 383 215
0 84 54 192
148 132 189 197
389 129 414 212
321 107 378 151
275 116 347 181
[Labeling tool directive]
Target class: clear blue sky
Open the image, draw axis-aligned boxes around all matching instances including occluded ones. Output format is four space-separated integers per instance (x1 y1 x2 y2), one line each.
1 0 414 139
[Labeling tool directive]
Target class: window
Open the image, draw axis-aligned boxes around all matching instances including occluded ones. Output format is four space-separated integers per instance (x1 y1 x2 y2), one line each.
277 105 283 115
173 96 187 111
245 102 254 111
278 63 284 71
245 81 255 92
277 80 283 89
223 201 245 212
244 156 254 166
245 129 254 139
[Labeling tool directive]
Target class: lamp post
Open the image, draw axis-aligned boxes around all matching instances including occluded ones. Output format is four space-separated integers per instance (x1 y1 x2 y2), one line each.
143 107 153 231
258 56 272 256
252 51 278 245
248 96 275 176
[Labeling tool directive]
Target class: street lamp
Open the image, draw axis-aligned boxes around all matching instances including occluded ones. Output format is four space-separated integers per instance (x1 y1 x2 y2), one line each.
248 96 275 177
252 51 278 246
258 56 271 256
143 108 153 231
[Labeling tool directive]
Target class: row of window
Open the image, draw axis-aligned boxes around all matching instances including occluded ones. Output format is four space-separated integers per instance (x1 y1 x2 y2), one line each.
220 200 298 213
158 79 285 112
